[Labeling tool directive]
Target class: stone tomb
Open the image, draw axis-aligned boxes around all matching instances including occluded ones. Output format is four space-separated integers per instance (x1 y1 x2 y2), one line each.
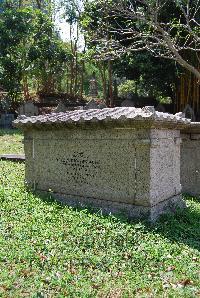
14 107 189 221
181 122 200 196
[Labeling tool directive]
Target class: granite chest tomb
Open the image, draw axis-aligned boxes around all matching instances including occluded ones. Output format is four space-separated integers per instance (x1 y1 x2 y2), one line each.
14 107 189 221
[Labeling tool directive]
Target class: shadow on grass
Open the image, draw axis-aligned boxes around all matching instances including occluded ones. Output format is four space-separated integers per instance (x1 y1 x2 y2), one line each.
34 191 200 252
149 196 200 251
0 128 22 136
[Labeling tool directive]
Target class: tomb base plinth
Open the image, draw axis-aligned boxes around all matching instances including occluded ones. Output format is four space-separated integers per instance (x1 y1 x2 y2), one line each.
47 192 185 222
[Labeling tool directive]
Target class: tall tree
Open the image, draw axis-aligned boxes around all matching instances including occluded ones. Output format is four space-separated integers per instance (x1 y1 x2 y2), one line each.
60 0 83 96
89 0 200 81
0 5 69 102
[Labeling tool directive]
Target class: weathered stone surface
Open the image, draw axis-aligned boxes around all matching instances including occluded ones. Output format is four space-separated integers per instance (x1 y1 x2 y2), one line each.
18 101 39 117
121 99 135 107
181 122 200 196
15 106 188 221
89 75 98 98
84 99 99 109
54 101 67 113
183 104 195 121
84 100 107 110
13 106 190 129
49 193 185 222
149 129 181 206
155 104 166 113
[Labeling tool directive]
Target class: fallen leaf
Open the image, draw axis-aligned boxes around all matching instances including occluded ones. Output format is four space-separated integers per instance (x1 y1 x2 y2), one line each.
166 266 175 272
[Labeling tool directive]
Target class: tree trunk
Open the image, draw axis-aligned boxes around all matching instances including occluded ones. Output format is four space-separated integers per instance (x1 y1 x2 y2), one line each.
80 60 84 97
158 25 200 83
18 0 22 8
108 60 113 107
80 36 87 98
66 64 69 94
36 0 42 9
22 75 30 100
70 25 74 96
74 22 79 95
74 43 78 95
99 62 107 103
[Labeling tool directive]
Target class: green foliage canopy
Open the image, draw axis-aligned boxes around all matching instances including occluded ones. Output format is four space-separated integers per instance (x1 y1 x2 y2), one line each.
0 5 70 103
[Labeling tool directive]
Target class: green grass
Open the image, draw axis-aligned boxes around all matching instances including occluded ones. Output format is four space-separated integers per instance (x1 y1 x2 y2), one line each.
0 130 200 297
0 129 24 154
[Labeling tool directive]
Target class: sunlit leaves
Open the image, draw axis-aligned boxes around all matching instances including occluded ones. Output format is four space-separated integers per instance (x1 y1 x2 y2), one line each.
0 6 70 101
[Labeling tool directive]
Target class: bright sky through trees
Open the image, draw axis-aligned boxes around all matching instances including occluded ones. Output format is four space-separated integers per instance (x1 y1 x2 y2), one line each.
55 0 84 49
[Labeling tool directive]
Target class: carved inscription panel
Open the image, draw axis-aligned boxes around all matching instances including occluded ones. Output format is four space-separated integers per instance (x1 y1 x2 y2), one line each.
57 152 101 184
34 139 136 204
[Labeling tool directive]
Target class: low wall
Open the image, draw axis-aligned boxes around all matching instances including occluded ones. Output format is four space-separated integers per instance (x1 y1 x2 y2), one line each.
181 123 200 196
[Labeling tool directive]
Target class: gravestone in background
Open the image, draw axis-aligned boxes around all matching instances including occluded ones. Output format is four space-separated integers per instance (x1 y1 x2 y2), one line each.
54 101 67 113
18 101 39 117
121 99 135 107
84 99 107 110
183 104 195 122
156 104 166 113
89 73 98 98
0 113 15 128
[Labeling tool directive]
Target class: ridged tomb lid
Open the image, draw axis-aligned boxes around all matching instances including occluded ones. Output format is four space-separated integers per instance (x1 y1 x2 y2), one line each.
13 106 191 129
181 122 200 133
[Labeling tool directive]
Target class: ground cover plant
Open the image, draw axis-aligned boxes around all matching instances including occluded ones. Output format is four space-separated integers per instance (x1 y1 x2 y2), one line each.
0 130 199 297
0 129 24 154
